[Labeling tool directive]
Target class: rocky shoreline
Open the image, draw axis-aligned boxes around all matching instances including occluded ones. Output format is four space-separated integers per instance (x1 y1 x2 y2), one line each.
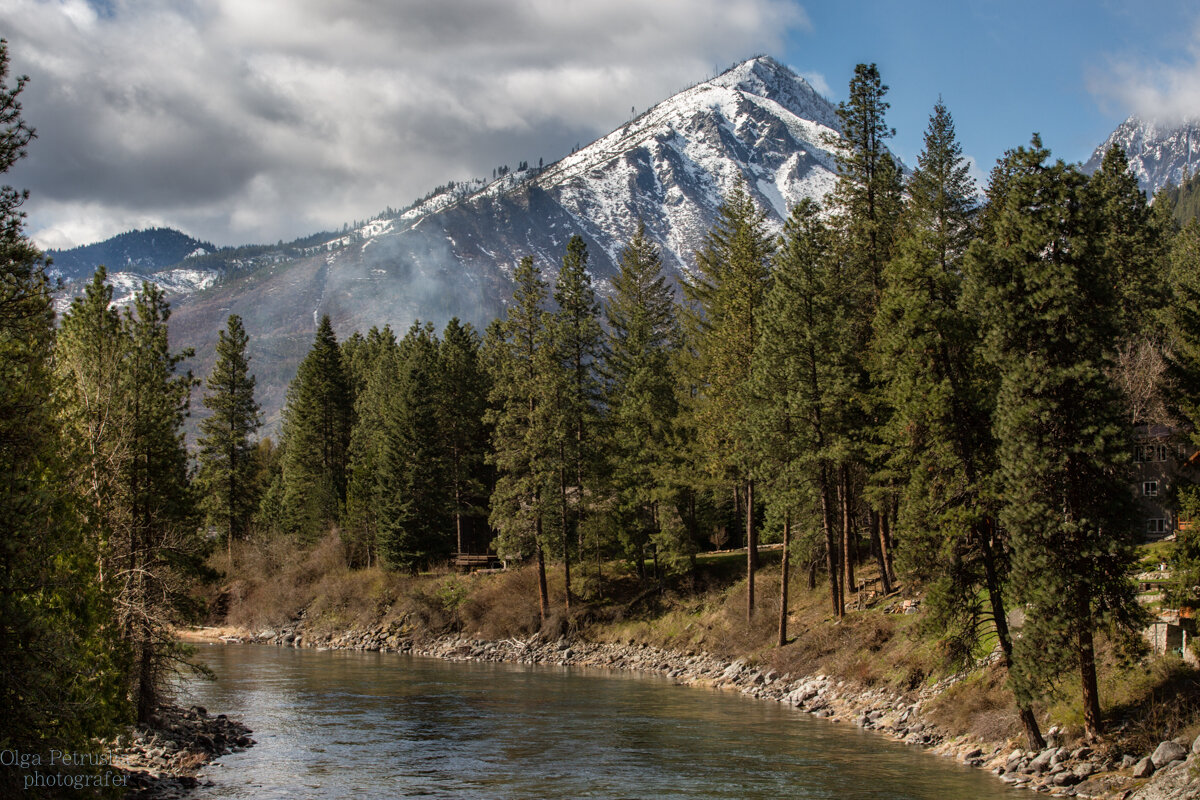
193 623 1200 800
105 703 256 799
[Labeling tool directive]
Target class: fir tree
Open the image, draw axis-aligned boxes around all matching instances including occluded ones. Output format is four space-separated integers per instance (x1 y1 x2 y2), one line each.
378 322 450 570
343 326 399 566
279 315 352 543
966 137 1145 739
196 314 261 563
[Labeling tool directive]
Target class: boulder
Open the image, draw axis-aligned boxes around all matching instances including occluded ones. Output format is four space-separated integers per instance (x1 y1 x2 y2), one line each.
1133 756 1156 779
1151 740 1188 769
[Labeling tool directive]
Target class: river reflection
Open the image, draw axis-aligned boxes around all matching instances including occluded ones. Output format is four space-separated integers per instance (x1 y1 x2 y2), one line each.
179 644 1024 799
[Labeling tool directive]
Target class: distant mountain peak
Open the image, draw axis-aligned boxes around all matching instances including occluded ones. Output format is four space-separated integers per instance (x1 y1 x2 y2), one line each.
1086 115 1200 196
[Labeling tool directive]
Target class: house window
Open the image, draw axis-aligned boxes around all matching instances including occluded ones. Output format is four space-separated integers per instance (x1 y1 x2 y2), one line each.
1143 481 1160 497
1137 444 1169 463
1147 518 1167 534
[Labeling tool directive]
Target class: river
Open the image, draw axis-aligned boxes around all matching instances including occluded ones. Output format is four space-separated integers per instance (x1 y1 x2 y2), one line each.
178 643 1024 799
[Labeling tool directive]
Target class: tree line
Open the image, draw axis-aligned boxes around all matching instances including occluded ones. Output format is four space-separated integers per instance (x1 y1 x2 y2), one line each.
253 65 1200 750
6 49 1200 780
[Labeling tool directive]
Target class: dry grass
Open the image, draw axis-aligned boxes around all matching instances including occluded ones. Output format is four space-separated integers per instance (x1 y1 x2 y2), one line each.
926 667 1023 742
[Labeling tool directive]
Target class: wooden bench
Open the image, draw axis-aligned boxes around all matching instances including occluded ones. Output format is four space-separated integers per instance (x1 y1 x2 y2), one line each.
453 553 503 571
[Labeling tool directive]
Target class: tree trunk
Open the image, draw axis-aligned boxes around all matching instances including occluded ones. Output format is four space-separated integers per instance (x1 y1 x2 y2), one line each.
560 465 572 610
820 466 842 618
746 478 757 621
980 526 1044 751
1079 622 1103 740
870 509 892 594
778 510 791 647
882 497 897 584
840 466 855 598
807 559 817 591
535 537 548 624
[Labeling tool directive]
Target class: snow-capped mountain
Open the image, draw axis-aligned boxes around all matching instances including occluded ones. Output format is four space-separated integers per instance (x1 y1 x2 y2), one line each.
1085 115 1200 196
157 56 849 430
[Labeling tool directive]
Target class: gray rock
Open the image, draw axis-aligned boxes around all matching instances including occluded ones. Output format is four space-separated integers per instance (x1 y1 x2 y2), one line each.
1133 756 1156 778
1151 740 1188 769
1029 749 1055 774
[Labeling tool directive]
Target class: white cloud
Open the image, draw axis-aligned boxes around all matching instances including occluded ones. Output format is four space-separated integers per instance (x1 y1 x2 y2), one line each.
1089 17 1200 127
2 0 810 249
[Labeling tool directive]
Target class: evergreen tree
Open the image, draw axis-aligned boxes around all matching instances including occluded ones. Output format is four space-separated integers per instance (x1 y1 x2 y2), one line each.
828 63 904 610
605 223 683 573
684 180 774 620
196 314 261 562
754 199 857 619
1162 219 1200 440
438 318 491 557
487 257 553 619
0 42 124 787
279 315 352 542
1088 145 1166 337
378 322 450 570
122 282 199 722
343 326 399 567
966 137 1145 739
875 102 1043 749
546 235 604 606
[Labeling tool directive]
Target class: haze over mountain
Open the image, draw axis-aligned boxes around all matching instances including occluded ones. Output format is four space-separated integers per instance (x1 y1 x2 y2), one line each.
104 55 849 432
1085 115 1200 197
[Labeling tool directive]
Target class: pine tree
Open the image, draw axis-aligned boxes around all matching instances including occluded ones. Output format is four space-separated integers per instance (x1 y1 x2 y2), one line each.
605 223 682 573
487 257 553 619
279 315 352 543
966 137 1145 739
875 102 1043 749
754 199 857 620
546 235 604 606
196 314 261 563
685 180 774 620
827 63 904 611
122 282 199 722
1089 145 1167 336
0 42 124 786
438 318 491 557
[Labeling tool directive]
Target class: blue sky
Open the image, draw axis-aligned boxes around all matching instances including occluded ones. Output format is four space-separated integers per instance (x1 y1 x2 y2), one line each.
785 0 1200 173
3 0 1199 249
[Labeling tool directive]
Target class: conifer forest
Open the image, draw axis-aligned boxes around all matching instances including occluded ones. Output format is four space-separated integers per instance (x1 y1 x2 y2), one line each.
9 42 1200 796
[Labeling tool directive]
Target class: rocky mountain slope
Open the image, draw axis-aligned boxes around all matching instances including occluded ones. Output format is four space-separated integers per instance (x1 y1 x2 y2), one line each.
156 55 848 431
1085 115 1200 196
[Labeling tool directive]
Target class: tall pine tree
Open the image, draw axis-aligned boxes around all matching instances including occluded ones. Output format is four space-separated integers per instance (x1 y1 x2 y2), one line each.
685 180 774 620
196 314 261 563
966 137 1144 739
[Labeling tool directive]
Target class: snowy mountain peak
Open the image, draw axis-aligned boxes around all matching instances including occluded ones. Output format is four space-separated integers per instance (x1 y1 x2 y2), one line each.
1086 115 1200 196
708 56 841 131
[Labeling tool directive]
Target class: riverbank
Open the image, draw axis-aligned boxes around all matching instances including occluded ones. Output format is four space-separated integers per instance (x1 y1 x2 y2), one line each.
105 702 255 798
184 623 1200 800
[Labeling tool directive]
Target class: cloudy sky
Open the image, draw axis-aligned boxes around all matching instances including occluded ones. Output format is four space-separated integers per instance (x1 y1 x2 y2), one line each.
3 0 1199 251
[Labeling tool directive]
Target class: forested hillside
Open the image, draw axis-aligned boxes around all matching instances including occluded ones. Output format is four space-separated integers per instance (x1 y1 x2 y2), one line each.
8 44 1200 796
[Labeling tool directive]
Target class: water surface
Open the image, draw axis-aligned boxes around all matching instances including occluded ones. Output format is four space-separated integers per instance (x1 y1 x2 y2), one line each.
179 644 1023 799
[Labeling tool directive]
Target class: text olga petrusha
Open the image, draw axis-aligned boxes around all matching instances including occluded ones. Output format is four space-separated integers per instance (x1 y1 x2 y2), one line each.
0 749 116 768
